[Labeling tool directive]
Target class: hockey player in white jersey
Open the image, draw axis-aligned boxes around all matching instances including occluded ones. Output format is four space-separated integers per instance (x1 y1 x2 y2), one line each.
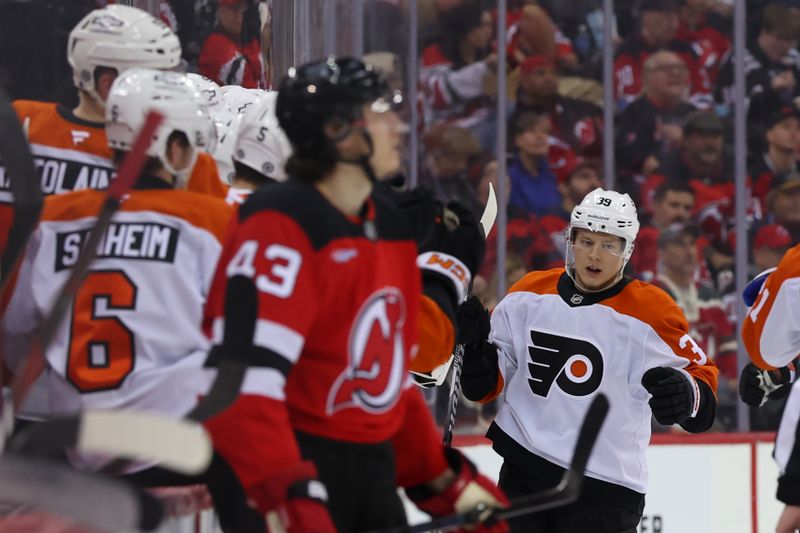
458 188 719 532
3 68 232 433
224 91 292 205
741 243 800 533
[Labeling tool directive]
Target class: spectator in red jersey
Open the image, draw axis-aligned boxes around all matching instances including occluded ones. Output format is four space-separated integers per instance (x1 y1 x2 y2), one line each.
676 0 731 86
418 124 483 216
766 178 800 245
653 224 737 383
419 1 496 129
750 103 800 212
508 111 564 216
614 0 711 110
512 54 603 157
716 3 800 111
752 224 793 273
615 50 696 182
198 0 265 88
630 181 696 281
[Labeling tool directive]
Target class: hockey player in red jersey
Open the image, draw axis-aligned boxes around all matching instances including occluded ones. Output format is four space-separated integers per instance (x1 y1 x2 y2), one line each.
741 244 800 533
201 57 508 532
457 188 719 532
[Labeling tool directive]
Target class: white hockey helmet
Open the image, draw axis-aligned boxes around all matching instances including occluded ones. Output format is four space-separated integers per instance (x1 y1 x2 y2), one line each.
186 73 225 114
209 86 266 183
233 92 292 182
566 187 640 274
105 68 216 187
68 4 181 102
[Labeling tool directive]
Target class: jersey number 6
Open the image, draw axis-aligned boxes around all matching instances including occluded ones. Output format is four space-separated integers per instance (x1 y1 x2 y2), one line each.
67 270 137 392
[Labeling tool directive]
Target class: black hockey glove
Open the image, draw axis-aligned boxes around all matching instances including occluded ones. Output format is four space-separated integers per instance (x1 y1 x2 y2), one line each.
382 182 440 248
739 361 798 408
458 296 501 401
418 201 486 306
457 296 491 353
642 367 696 425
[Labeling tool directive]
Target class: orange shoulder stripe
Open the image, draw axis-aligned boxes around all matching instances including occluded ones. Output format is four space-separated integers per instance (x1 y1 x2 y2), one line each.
507 268 562 296
187 152 228 199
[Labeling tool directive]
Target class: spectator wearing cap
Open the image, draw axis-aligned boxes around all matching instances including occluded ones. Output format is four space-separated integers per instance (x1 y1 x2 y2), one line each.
652 224 737 387
419 124 483 215
614 0 711 110
676 0 731 86
419 0 496 128
630 181 696 281
198 0 265 88
716 3 800 110
750 103 800 212
753 224 793 273
615 50 697 181
766 177 800 245
508 111 564 216
512 55 603 158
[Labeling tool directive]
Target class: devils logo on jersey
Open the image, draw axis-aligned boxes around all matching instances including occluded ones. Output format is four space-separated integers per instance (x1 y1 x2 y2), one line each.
528 330 603 397
326 287 407 415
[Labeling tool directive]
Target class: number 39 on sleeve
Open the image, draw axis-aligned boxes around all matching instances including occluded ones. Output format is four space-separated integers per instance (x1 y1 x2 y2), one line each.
226 240 303 299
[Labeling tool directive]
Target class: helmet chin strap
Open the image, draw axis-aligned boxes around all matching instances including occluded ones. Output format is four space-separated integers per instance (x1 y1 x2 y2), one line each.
337 127 377 183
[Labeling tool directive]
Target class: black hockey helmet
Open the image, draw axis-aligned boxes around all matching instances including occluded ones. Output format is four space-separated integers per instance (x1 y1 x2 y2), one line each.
276 56 389 163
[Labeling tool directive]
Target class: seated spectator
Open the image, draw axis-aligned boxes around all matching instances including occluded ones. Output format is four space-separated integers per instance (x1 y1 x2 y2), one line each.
614 0 711 109
766 178 800 245
630 181 696 281
652 224 737 384
513 55 603 157
676 0 731 86
752 223 793 274
749 103 800 212
419 1 495 128
476 158 562 299
556 160 603 216
418 124 483 215
615 50 696 181
716 3 800 110
508 111 563 216
198 0 265 88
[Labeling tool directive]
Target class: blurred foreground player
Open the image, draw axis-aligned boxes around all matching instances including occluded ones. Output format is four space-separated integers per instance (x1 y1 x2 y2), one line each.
741 244 800 533
202 57 508 532
458 188 719 532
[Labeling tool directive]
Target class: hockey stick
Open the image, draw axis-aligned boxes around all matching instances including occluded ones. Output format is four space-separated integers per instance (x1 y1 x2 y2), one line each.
0 455 164 531
186 274 258 422
8 409 213 475
442 183 497 448
0 86 41 296
381 393 609 533
9 111 163 411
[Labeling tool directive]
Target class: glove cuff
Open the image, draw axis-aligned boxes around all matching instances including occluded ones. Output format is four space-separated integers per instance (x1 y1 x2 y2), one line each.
418 252 471 304
405 448 476 516
675 368 700 418
250 460 320 513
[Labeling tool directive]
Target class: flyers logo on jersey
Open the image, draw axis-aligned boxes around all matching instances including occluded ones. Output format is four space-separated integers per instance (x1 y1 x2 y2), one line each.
327 287 407 415
528 330 604 398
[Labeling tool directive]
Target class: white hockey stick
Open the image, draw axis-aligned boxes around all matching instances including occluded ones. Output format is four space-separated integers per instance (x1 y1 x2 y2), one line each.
442 183 497 447
9 409 213 475
0 455 163 531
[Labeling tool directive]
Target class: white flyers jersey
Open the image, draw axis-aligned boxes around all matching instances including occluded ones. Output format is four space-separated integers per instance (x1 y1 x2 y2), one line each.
2 184 233 418
487 269 719 493
742 244 800 370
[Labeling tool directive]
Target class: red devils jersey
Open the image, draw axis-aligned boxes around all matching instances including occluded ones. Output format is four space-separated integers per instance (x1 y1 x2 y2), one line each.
198 31 265 89
202 181 451 495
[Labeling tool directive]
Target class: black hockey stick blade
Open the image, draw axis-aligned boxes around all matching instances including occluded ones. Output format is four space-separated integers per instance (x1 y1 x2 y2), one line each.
8 409 213 475
11 111 163 410
0 455 164 531
0 84 42 295
378 393 610 533
187 274 258 422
